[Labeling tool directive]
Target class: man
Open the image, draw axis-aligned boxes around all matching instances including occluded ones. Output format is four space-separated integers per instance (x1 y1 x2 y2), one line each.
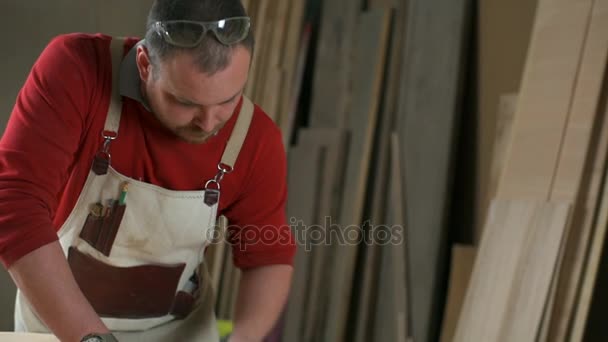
0 0 295 341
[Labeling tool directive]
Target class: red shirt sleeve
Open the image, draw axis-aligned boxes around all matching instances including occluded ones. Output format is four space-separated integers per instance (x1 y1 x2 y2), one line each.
222 114 296 270
0 34 96 268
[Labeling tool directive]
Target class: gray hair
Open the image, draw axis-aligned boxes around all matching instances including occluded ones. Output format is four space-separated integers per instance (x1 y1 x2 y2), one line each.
144 0 255 76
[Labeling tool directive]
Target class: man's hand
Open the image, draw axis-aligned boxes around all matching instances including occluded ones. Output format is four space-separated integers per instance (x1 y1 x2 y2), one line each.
229 264 293 342
9 241 110 342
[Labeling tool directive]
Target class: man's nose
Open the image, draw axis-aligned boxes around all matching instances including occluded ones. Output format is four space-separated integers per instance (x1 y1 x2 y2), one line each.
193 107 218 132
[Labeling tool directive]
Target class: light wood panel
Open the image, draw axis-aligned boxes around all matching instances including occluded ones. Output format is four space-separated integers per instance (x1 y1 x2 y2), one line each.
571 96 608 341
495 0 594 200
544 1 608 339
453 200 571 342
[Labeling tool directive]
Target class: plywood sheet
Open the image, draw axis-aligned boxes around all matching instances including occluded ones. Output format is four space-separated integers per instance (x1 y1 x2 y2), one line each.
453 200 571 342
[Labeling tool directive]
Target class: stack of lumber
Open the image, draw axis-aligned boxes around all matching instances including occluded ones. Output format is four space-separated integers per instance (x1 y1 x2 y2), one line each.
279 0 472 341
452 0 608 341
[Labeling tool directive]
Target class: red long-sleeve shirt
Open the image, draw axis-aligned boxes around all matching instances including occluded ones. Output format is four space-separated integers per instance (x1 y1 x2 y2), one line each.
0 33 295 269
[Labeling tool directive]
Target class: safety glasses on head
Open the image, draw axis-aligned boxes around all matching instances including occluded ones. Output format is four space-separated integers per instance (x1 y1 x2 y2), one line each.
151 16 251 47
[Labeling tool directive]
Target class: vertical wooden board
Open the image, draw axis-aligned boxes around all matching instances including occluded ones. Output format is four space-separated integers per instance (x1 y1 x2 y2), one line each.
388 133 409 341
280 25 312 146
439 245 476 342
227 269 241 320
453 200 571 342
296 129 349 342
217 244 235 319
495 0 594 200
308 0 360 128
570 84 608 341
277 0 307 140
353 5 408 340
475 0 538 243
282 143 323 342
251 1 278 103
244 0 268 99
395 0 471 340
321 9 391 342
488 93 518 200
545 1 608 339
498 204 571 341
206 216 228 299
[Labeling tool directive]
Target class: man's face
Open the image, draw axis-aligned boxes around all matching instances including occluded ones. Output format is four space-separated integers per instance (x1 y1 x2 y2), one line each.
136 46 251 144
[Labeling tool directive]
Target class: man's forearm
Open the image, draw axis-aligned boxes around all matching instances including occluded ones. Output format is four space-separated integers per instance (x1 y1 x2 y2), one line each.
9 241 109 342
230 264 293 342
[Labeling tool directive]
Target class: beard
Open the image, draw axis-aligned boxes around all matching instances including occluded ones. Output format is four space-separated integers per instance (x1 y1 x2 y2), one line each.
172 121 226 144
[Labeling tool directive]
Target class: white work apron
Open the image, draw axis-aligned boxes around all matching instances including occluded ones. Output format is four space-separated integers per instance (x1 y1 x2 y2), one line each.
14 38 254 341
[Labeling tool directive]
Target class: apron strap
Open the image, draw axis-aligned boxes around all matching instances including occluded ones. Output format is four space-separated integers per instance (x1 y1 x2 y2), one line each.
220 97 254 170
104 37 126 134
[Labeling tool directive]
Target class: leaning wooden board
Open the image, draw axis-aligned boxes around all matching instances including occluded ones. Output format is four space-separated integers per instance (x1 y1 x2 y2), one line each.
453 200 571 342
495 0 594 200
352 2 408 341
307 0 359 129
281 142 323 342
545 0 608 339
296 128 349 342
321 8 391 342
571 91 608 341
395 0 471 340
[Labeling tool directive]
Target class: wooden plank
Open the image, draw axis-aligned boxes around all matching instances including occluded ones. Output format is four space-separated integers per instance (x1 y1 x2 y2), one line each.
439 245 476 342
251 1 278 104
395 0 471 340
544 1 608 339
307 0 360 128
571 98 608 341
352 3 408 341
280 24 312 146
277 0 307 140
453 200 571 342
206 215 228 307
321 9 391 342
495 0 594 200
244 0 268 99
475 0 538 243
217 243 235 319
282 143 323 342
372 133 409 342
296 129 349 342
488 93 518 200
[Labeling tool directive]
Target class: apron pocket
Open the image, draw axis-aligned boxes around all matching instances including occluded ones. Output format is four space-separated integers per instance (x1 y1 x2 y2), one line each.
68 247 186 319
79 202 126 257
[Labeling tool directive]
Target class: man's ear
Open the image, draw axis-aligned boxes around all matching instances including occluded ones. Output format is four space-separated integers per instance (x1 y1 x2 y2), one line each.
136 45 153 81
